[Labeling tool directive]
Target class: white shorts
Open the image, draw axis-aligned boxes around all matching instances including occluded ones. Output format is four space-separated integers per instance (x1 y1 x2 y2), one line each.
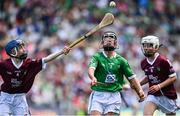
88 91 121 114
145 95 179 114
0 92 30 115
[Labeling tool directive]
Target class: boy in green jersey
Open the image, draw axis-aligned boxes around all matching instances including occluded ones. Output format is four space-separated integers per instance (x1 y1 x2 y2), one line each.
88 31 145 115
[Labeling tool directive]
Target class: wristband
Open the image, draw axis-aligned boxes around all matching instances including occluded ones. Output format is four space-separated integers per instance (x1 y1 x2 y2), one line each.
157 84 161 89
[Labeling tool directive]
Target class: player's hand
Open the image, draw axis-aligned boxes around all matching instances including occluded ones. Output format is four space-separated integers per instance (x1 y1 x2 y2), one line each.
149 85 160 94
91 77 97 86
138 90 146 102
63 46 71 55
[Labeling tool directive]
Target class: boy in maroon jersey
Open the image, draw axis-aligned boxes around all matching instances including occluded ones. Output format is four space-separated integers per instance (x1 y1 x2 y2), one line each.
140 35 179 116
0 39 70 115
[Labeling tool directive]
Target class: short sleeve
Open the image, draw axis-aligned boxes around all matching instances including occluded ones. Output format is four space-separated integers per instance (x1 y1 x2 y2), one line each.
29 58 43 72
121 59 136 80
41 58 47 69
88 55 98 70
163 59 176 78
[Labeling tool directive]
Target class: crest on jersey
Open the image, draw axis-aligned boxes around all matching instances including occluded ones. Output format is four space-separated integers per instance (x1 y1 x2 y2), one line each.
156 67 161 72
105 73 116 83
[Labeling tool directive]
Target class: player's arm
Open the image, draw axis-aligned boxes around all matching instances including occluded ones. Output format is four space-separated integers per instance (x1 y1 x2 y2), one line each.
127 77 145 102
159 76 176 89
43 46 70 63
149 75 177 94
122 59 145 101
159 59 177 88
88 67 97 86
140 76 148 86
88 54 98 86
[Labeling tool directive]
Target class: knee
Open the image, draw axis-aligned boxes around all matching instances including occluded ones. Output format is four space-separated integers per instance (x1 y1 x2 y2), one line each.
143 110 155 116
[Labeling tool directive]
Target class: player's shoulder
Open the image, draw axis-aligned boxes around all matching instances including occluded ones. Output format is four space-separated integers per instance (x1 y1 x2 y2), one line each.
24 58 33 63
140 57 148 69
115 52 128 62
24 58 41 64
93 51 103 57
0 59 11 65
158 54 173 66
115 52 123 58
158 54 169 62
0 59 13 69
140 58 146 65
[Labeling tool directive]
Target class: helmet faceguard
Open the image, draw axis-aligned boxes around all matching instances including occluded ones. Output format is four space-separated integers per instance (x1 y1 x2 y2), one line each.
101 31 117 51
5 39 28 59
141 35 159 57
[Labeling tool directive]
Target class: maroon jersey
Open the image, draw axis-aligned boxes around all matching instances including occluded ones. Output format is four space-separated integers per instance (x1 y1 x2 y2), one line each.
0 58 43 93
141 54 177 99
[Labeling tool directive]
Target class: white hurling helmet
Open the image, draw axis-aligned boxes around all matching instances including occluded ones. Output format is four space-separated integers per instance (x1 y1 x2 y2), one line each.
141 35 160 57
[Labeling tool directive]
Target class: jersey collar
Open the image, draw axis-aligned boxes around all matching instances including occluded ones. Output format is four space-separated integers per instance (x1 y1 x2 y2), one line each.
102 51 117 58
146 53 159 65
11 58 23 69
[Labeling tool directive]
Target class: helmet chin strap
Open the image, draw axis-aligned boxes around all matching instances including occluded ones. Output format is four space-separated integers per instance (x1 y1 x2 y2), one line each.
19 53 28 59
10 53 28 60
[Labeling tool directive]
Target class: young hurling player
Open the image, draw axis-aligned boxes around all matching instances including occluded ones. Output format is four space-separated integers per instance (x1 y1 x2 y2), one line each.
88 31 145 115
0 39 70 115
140 35 179 116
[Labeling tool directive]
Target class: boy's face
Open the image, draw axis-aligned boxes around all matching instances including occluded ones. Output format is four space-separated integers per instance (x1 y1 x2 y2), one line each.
142 43 158 57
102 33 117 51
103 37 116 46
11 42 28 59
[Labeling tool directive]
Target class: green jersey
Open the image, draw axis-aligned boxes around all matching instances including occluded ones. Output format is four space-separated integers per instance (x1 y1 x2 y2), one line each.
89 51 135 92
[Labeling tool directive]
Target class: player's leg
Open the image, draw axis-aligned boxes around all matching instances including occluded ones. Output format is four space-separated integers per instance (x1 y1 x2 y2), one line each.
104 103 121 116
0 92 13 115
156 96 179 116
12 106 31 116
12 94 30 115
90 110 101 115
88 91 103 116
143 101 157 116
105 112 119 116
0 103 12 116
104 92 121 115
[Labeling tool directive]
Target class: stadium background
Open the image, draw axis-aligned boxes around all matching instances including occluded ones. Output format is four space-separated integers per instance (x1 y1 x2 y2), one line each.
0 0 179 115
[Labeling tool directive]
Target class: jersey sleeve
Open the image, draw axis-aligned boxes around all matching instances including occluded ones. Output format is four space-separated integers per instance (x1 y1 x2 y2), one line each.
88 54 98 70
162 59 176 78
29 58 44 72
121 59 136 80
41 58 47 69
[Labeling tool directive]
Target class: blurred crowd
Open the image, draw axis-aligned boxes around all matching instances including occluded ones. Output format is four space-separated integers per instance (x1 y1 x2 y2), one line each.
0 0 180 115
